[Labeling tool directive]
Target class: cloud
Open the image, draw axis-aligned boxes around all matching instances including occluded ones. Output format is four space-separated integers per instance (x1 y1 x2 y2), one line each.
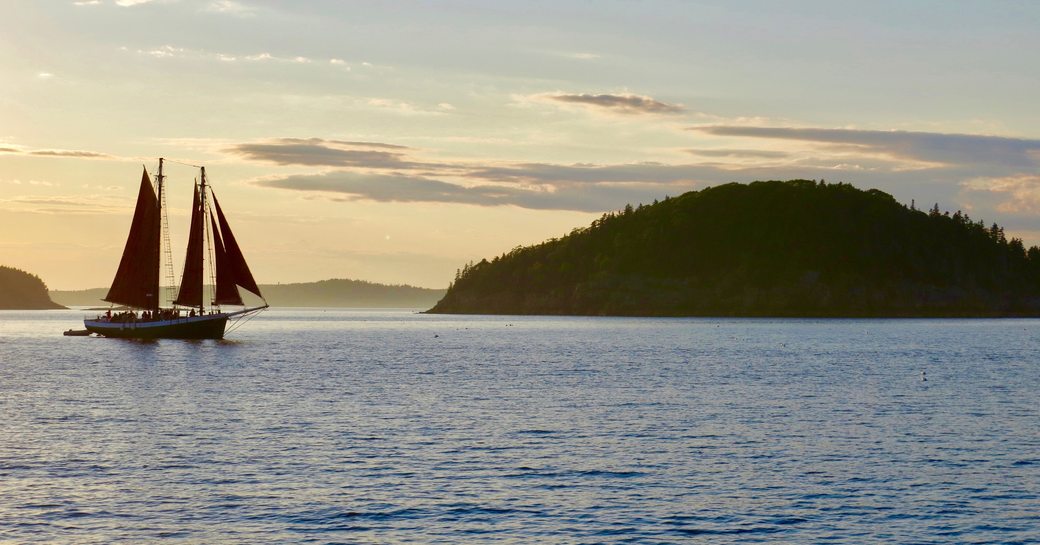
365 98 445 116
235 135 933 212
255 171 680 212
693 126 1040 170
1 179 56 187
466 162 716 186
235 127 1040 220
29 150 111 158
247 151 1011 214
225 138 426 168
228 138 727 187
115 0 155 6
0 144 112 159
141 45 185 59
686 149 790 159
962 175 1040 215
205 0 255 16
325 140 410 150
133 46 340 68
0 195 127 215
543 93 684 115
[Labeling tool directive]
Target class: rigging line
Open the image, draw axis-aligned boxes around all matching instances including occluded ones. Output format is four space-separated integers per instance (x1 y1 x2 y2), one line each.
163 158 204 169
224 307 265 336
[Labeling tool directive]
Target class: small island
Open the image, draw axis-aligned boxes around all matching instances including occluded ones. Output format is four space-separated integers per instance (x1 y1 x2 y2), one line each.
429 180 1040 317
0 266 64 309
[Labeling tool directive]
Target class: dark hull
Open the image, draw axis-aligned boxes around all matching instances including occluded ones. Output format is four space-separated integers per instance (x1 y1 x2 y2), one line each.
85 314 228 339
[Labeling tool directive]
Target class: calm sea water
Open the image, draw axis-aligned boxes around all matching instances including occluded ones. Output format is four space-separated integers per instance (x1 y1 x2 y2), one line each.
1 309 1037 543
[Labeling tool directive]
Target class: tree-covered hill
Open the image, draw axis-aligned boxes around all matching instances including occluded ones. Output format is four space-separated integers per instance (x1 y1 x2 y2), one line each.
257 279 444 308
0 266 64 309
429 180 1040 317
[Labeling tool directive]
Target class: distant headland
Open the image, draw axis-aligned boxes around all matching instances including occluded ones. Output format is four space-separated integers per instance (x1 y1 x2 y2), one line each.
428 180 1040 317
51 278 445 309
0 266 64 309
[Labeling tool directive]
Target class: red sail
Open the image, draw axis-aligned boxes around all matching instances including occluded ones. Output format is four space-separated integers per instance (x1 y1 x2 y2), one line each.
173 184 204 308
210 215 243 305
104 169 160 310
211 192 262 298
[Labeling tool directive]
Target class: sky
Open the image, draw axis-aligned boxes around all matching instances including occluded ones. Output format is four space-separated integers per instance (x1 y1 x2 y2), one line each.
2 0 1040 290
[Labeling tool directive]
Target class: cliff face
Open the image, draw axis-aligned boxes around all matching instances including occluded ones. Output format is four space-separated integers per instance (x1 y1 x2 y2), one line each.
430 180 1040 317
0 266 64 309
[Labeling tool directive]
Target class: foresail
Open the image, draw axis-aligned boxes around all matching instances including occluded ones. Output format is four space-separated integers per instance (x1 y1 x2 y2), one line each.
104 168 160 310
210 215 243 305
211 192 262 298
173 184 204 308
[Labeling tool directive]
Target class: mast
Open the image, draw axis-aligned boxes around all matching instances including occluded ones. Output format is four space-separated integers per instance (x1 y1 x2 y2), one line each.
157 158 177 308
201 166 215 313
151 159 163 313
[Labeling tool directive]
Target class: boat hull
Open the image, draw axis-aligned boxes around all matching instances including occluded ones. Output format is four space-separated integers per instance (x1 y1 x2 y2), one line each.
84 314 229 339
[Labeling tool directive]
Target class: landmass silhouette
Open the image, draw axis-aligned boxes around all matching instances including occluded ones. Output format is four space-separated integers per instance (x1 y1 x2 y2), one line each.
429 179 1040 317
0 266 64 309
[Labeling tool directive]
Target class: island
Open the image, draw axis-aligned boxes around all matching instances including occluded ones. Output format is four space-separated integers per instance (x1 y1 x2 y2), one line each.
429 179 1040 317
0 266 65 309
51 278 445 309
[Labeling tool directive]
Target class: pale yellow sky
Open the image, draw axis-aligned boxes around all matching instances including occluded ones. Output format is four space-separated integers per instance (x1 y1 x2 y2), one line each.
3 1 1040 290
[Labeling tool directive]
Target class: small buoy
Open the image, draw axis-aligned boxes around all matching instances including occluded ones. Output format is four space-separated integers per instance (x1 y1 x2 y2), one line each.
434 334 439 338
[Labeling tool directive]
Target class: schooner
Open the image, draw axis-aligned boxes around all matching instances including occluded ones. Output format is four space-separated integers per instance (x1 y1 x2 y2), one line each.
84 158 268 338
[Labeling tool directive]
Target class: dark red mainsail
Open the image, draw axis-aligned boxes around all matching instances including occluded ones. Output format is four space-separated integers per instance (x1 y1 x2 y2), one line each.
104 168 160 310
173 183 205 308
210 214 244 305
211 192 262 298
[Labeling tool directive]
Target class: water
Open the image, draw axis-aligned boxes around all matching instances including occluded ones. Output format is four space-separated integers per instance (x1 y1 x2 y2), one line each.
1 309 1038 543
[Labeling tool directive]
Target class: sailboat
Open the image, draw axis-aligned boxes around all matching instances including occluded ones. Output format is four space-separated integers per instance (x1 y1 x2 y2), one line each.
84 158 268 339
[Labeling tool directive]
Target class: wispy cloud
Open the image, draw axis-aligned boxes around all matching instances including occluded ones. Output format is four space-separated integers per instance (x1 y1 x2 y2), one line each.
131 45 348 68
0 144 112 159
225 138 426 168
29 149 111 158
365 98 447 116
963 175 1040 215
234 138 703 211
0 195 128 215
233 127 1040 218
205 0 255 16
255 171 680 212
693 126 1040 170
2 179 56 187
686 148 790 159
542 93 684 115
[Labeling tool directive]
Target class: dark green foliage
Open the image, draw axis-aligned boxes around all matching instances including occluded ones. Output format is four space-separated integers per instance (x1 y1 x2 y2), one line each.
0 266 64 309
429 180 1040 316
